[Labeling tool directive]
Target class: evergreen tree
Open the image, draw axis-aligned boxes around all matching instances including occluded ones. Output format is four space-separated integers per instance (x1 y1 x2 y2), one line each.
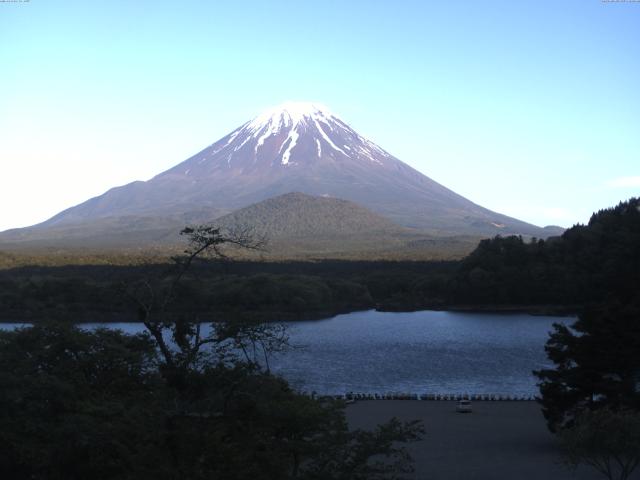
535 297 640 432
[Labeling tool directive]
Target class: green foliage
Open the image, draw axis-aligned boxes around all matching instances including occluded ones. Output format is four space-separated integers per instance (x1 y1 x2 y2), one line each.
531 199 640 433
559 407 640 480
534 299 640 432
453 197 640 306
0 260 461 323
0 323 423 479
207 274 372 314
0 323 162 479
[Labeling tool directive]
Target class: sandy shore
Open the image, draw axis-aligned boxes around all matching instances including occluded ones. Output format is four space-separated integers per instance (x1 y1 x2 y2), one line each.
347 401 616 480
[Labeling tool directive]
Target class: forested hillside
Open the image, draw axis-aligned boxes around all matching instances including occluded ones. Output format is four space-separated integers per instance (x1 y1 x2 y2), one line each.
451 197 640 307
1 198 637 322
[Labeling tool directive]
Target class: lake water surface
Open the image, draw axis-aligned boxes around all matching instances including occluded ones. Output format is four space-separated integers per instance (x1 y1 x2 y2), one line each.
2 310 572 396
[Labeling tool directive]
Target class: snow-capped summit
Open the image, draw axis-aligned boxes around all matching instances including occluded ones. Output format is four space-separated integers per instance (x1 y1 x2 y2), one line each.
245 101 335 132
242 101 341 165
183 100 389 168
26 102 553 239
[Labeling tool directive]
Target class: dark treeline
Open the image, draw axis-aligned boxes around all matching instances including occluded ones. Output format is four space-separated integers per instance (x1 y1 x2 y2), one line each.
1 197 638 322
451 197 640 308
0 260 458 322
529 199 640 479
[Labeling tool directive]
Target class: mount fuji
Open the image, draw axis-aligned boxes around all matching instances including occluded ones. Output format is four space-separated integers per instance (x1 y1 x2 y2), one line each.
1 102 561 250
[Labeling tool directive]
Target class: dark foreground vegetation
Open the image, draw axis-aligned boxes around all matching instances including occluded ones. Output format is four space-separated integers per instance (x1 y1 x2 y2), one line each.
0 323 426 480
0 198 638 479
529 199 640 480
1 198 639 322
0 226 423 479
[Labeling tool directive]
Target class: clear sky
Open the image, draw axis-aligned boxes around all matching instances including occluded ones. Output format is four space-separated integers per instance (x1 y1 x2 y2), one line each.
1 0 638 232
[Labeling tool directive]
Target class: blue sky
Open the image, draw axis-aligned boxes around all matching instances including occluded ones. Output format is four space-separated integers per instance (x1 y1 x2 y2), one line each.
1 0 638 231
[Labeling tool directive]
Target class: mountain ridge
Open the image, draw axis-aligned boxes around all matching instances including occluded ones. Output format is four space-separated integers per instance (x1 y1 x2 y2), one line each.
1 102 563 251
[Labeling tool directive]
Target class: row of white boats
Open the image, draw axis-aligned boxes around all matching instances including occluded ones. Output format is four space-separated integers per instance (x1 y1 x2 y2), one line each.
304 392 537 401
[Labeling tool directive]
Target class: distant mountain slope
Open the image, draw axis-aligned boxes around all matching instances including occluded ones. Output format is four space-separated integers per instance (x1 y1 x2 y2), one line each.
0 214 185 249
6 101 560 245
0 193 479 260
216 192 401 238
214 192 478 260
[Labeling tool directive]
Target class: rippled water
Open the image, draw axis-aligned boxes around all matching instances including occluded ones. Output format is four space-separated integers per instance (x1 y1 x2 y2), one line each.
1 310 573 396
270 310 571 396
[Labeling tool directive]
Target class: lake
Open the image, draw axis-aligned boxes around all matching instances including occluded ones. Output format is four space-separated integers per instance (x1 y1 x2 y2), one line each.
1 310 572 396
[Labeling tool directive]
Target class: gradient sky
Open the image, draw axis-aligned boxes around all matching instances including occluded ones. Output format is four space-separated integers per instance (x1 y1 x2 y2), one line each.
1 0 639 232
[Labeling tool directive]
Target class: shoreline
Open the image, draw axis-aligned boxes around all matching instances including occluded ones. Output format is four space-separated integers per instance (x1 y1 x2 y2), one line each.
0 304 579 324
0 307 366 324
377 303 580 316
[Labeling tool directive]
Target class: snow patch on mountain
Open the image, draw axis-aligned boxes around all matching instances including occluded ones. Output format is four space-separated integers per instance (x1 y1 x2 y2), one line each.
312 117 347 156
280 127 300 165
